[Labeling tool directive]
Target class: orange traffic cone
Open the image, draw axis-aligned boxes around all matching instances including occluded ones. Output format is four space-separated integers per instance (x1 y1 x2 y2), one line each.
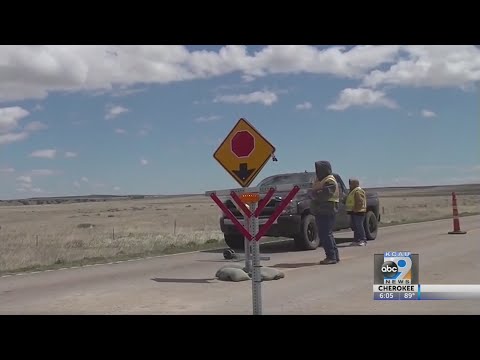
448 192 467 235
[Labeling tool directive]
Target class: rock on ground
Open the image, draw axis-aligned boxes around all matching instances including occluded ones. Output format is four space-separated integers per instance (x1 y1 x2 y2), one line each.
215 264 285 282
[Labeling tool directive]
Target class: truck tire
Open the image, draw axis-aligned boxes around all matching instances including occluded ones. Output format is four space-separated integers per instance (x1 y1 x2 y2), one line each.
294 214 320 250
224 234 245 250
364 211 378 240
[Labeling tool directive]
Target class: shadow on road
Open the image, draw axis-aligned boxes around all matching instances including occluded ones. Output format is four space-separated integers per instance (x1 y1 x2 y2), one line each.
151 278 217 284
201 240 295 255
335 236 354 243
201 237 354 258
335 237 354 247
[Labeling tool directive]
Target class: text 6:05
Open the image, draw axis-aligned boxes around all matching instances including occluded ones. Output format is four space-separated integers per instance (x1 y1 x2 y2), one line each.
379 292 395 299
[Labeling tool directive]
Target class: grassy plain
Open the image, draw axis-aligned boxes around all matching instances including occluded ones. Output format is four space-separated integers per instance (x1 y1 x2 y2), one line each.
0 184 478 273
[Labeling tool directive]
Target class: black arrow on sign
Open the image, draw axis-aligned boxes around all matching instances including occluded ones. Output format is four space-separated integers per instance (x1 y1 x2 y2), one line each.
232 163 256 181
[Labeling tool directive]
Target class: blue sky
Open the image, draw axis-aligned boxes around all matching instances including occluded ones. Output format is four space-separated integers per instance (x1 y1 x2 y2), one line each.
0 45 479 199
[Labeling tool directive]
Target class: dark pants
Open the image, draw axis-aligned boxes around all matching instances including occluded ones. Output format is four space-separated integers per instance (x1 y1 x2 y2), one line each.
315 214 339 261
351 213 366 242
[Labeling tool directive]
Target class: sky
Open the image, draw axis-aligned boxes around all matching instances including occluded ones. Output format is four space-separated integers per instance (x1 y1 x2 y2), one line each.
0 45 479 199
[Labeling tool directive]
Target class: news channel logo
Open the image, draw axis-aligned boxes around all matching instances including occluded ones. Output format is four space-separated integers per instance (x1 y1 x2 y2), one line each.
374 252 419 285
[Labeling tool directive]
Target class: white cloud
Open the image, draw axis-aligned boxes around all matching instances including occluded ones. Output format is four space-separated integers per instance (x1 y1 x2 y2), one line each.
14 173 47 196
81 176 89 183
1 46 480 102
0 46 402 103
240 45 401 79
115 128 127 134
73 181 81 188
296 101 312 110
140 158 148 166
193 100 207 105
64 151 77 158
29 149 56 159
242 74 256 82
30 169 55 176
24 121 48 132
214 90 278 106
105 105 129 119
363 45 480 89
17 175 32 184
0 106 30 133
194 115 221 123
327 88 398 111
0 107 32 145
0 167 15 173
0 132 29 145
421 109 436 118
137 124 152 136
113 186 121 191
95 87 146 98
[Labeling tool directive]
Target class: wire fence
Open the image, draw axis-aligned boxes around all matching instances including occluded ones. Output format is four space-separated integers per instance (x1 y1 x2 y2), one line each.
0 214 225 272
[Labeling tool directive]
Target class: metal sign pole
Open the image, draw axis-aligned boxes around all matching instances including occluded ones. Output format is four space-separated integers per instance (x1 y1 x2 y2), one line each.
244 216 252 274
249 202 262 315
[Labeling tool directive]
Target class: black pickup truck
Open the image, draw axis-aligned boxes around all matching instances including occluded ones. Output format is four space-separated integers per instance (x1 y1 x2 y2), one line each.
219 172 381 251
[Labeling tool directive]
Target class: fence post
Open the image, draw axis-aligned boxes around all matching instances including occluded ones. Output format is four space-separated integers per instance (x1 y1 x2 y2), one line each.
174 218 177 235
112 227 115 241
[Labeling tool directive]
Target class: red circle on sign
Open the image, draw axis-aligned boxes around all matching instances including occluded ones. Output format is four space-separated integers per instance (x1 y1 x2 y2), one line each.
231 131 255 158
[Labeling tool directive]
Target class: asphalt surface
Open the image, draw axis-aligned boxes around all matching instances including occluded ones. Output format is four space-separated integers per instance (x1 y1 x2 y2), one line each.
1 216 479 314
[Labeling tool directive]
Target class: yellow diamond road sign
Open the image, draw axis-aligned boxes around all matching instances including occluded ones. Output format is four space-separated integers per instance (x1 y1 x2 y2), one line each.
213 118 276 188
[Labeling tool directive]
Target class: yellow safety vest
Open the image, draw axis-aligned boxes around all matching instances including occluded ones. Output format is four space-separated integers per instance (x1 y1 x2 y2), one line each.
346 187 366 212
315 175 340 203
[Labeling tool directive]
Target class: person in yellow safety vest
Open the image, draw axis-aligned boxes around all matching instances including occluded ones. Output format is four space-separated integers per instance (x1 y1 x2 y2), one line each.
309 161 340 265
345 178 367 246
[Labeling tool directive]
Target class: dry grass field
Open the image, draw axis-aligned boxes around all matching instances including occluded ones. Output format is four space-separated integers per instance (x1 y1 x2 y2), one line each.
0 184 479 273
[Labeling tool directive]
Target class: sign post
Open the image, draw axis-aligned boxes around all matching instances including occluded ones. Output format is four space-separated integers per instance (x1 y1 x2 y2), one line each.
249 201 262 315
207 117 304 315
244 216 252 274
207 184 303 315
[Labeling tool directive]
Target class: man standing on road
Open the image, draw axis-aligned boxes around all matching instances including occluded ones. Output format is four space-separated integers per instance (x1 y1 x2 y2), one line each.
346 178 367 246
309 161 340 265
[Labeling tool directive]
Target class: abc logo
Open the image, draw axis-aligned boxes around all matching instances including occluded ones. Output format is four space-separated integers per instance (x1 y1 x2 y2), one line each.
381 261 398 278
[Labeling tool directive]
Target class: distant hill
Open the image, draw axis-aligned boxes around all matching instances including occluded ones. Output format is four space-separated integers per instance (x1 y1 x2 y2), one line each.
0 184 478 206
0 193 201 206
366 183 480 197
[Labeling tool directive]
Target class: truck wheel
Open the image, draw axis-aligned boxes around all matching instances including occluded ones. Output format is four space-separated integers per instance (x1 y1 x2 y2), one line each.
223 249 236 260
364 211 378 240
224 234 245 250
294 215 320 250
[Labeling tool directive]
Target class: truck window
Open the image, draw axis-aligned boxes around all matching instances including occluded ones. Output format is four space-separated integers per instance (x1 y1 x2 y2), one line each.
334 174 347 194
257 173 314 187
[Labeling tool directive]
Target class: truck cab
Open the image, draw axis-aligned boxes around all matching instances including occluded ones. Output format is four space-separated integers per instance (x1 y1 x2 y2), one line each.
219 172 380 251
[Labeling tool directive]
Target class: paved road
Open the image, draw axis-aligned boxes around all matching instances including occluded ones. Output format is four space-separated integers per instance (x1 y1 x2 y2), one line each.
1 216 479 314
